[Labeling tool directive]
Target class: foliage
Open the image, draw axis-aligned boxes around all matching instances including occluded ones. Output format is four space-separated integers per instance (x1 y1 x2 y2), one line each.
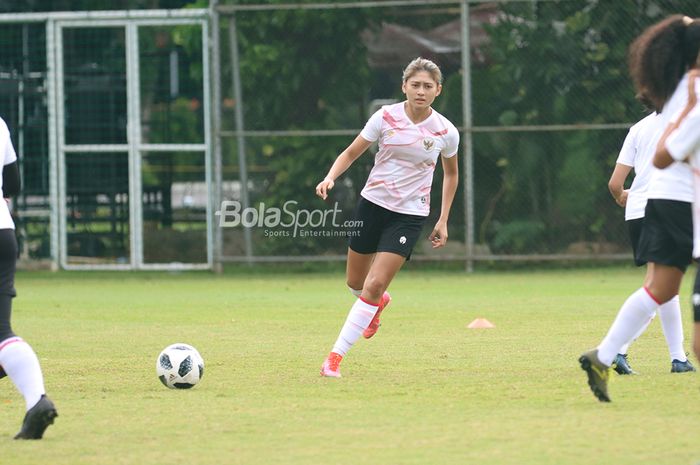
491 219 546 253
223 2 379 254
468 0 700 253
224 0 700 256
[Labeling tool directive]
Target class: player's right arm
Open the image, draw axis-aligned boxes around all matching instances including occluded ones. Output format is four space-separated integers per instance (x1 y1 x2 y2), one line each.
315 135 372 200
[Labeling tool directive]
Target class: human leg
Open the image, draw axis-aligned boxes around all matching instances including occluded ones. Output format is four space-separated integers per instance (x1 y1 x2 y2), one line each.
693 265 700 362
596 287 664 367
333 252 404 355
658 295 688 362
599 264 683 365
346 248 374 296
581 264 683 401
321 252 405 377
614 260 656 375
694 321 700 363
0 229 56 438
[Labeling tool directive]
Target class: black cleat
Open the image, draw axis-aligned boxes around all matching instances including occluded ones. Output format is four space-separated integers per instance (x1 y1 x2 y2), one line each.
14 395 58 440
0 365 5 379
671 359 696 373
579 349 611 402
612 353 637 375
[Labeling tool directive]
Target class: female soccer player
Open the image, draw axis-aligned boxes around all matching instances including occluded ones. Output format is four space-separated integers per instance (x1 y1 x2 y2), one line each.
580 15 700 402
0 116 57 438
607 108 693 375
654 67 700 365
315 57 459 377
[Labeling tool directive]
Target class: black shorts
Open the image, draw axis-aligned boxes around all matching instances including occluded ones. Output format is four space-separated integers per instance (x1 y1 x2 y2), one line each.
626 218 645 266
636 199 692 273
348 197 426 258
0 229 17 297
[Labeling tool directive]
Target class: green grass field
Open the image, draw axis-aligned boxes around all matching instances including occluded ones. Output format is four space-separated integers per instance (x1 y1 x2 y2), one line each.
2 267 700 465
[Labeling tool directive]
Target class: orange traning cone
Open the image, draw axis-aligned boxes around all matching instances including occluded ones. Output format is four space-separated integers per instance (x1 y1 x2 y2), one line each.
467 318 495 329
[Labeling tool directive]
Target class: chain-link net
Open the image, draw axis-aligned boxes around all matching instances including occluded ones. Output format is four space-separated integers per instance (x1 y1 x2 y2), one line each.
216 0 700 263
3 1 700 266
0 22 48 259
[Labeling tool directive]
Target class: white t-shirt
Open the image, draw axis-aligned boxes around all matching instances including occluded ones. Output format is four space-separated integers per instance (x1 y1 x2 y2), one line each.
0 117 17 230
664 73 700 257
615 112 663 220
646 73 695 203
359 102 459 216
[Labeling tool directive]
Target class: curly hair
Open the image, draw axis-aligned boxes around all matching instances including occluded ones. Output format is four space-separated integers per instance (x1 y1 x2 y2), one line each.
628 15 700 111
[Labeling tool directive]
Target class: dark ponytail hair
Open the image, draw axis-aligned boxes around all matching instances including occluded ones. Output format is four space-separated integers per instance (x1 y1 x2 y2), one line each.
629 15 700 111
683 20 700 71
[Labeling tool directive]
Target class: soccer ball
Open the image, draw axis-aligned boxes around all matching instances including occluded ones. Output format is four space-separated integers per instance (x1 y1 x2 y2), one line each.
156 343 204 389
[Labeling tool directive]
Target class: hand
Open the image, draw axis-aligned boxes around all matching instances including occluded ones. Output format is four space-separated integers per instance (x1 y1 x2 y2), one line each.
429 221 448 249
615 190 628 207
693 323 700 363
315 178 334 200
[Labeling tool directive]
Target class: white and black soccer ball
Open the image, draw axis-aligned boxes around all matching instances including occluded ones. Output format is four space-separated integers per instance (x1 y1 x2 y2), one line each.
156 343 204 389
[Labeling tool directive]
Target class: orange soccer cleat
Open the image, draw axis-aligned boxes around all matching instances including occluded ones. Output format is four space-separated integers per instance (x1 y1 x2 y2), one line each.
320 352 343 378
363 291 392 339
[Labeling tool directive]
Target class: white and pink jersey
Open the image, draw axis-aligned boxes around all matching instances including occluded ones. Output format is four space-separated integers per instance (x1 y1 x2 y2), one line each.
359 102 459 217
665 73 700 257
0 117 17 230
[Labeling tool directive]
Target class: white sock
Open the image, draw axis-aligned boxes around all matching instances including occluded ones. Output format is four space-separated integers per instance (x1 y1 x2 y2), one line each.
331 298 379 356
348 287 362 298
598 288 659 366
659 295 687 362
619 312 656 355
0 337 46 410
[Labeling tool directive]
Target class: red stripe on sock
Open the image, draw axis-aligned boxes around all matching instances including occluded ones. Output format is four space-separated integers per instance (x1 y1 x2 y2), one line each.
0 337 23 352
643 287 662 305
358 296 380 307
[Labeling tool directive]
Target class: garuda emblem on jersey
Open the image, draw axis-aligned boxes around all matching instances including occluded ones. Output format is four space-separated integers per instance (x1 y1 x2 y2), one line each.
422 138 435 152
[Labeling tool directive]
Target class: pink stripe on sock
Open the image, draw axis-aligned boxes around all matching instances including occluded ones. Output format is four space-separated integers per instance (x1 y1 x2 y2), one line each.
643 287 662 305
358 296 380 307
0 337 23 352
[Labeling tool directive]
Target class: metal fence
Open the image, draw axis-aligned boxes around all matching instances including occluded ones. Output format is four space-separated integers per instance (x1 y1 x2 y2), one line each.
3 1 700 269
213 0 700 268
0 9 212 270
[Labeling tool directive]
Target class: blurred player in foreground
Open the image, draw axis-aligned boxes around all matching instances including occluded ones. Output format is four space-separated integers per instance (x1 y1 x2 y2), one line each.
654 65 700 366
0 116 57 438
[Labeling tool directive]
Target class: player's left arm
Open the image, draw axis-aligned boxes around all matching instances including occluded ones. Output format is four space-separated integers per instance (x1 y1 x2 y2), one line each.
429 153 458 249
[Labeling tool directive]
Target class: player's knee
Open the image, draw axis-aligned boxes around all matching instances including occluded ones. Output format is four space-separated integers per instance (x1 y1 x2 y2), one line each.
346 279 363 293
362 276 386 302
